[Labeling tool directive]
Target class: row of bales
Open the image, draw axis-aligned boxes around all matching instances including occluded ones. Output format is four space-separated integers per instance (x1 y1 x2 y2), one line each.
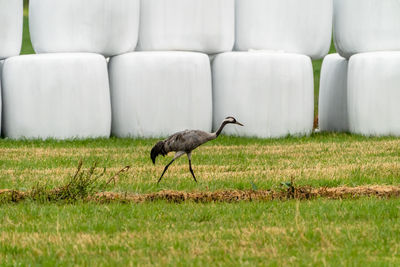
0 0 399 139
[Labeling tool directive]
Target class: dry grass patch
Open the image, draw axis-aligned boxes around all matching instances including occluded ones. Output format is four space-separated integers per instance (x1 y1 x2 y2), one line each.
93 185 400 203
3 185 400 204
1 135 400 195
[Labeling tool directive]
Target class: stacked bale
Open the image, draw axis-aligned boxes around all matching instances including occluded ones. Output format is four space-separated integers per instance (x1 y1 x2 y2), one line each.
235 0 332 60
29 0 140 57
109 52 212 138
348 52 400 136
109 0 235 137
9 0 395 139
318 54 349 132
320 0 400 136
138 0 234 54
0 0 23 133
2 0 140 139
333 0 400 59
213 0 332 138
213 52 313 138
2 54 111 139
0 0 23 59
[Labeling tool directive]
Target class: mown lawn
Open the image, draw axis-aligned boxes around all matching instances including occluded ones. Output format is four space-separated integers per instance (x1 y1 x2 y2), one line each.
2 198 400 266
1 134 400 192
0 135 400 265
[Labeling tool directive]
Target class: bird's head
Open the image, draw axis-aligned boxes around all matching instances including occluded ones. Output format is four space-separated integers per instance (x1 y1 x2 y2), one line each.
224 116 244 126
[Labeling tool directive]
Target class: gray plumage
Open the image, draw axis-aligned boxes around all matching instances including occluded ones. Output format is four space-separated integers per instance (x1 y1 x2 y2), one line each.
162 130 214 154
151 116 243 184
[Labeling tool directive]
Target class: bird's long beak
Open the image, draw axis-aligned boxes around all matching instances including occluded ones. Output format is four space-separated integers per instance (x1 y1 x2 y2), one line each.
235 121 244 126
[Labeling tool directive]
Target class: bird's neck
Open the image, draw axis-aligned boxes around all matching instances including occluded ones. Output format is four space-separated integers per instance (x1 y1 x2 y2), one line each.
214 121 230 137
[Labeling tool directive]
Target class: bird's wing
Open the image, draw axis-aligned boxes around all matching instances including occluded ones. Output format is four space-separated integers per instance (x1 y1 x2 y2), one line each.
164 130 214 153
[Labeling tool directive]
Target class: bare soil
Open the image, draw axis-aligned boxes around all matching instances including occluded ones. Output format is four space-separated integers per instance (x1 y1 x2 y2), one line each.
93 185 400 203
2 185 400 204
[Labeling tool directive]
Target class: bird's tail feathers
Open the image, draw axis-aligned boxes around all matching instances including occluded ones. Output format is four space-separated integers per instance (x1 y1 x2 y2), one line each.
151 141 167 164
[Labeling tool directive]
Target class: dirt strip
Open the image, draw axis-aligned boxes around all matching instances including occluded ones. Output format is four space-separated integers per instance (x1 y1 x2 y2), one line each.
2 186 400 203
93 186 400 203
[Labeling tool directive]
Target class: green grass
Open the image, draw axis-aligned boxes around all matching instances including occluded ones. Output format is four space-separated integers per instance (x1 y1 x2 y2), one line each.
21 15 34 55
0 135 400 265
2 198 400 266
1 134 400 193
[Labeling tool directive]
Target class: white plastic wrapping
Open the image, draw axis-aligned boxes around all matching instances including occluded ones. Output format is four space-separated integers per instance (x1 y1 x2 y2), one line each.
0 0 23 59
109 52 212 138
348 52 400 136
318 54 349 132
212 52 314 138
334 0 400 59
138 0 234 54
235 0 333 60
29 0 140 57
2 53 111 139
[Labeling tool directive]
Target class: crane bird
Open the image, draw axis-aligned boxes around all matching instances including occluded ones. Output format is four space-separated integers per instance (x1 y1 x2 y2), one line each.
151 116 244 184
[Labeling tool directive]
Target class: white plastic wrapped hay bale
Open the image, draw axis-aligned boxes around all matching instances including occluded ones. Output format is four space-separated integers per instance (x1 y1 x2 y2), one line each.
0 0 23 59
29 0 140 57
109 52 212 138
235 0 333 60
334 0 400 59
212 52 314 138
348 52 400 136
2 53 111 139
318 54 349 132
138 0 234 54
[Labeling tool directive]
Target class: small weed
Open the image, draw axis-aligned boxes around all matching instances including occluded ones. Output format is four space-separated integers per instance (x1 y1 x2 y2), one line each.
0 160 130 204
250 181 258 191
281 176 296 198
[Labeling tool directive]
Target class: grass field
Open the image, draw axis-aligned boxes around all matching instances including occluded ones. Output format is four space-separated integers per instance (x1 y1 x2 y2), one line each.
1 135 400 193
1 11 400 267
2 199 400 266
1 136 400 265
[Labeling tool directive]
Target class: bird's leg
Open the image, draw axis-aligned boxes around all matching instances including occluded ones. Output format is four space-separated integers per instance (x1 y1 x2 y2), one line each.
189 161 197 183
157 159 175 184
157 152 185 184
187 153 197 183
